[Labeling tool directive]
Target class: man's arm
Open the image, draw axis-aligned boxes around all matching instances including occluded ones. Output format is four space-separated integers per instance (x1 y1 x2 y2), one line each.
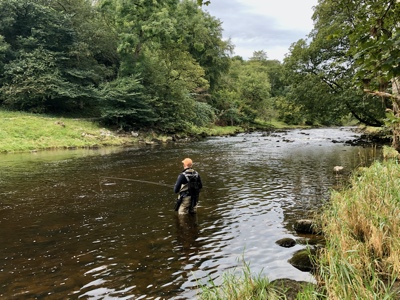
174 174 183 193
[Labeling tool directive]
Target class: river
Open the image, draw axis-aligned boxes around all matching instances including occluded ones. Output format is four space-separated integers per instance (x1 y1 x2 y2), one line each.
0 127 381 299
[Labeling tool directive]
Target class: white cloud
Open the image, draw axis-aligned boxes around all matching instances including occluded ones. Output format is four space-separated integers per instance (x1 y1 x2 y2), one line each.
203 0 318 61
243 0 316 31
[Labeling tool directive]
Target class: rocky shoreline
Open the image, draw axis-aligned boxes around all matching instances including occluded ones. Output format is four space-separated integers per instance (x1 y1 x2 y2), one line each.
267 127 391 299
135 126 391 148
272 219 323 299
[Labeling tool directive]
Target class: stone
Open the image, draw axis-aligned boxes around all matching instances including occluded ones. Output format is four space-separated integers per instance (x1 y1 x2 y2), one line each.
288 248 317 272
276 237 296 248
293 219 319 234
271 278 316 300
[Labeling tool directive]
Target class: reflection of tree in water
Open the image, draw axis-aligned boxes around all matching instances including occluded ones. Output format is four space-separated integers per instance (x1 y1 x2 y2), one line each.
175 214 200 263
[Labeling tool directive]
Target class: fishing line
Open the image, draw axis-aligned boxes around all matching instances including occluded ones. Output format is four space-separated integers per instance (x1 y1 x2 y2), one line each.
101 176 172 188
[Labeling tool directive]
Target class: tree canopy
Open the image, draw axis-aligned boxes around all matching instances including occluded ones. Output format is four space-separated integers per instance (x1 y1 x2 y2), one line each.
0 0 236 131
283 0 399 129
0 0 398 139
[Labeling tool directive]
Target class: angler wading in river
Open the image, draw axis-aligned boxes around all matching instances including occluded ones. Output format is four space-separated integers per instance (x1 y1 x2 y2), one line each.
174 158 203 214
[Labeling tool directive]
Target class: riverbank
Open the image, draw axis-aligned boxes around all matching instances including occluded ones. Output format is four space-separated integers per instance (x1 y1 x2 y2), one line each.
0 110 296 153
2 111 398 298
311 156 400 299
0 110 230 153
198 151 400 299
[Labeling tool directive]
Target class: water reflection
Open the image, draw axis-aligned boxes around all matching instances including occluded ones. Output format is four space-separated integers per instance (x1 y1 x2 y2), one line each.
0 128 382 299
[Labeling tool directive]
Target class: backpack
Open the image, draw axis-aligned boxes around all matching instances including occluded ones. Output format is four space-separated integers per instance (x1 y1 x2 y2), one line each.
184 170 200 197
184 170 200 208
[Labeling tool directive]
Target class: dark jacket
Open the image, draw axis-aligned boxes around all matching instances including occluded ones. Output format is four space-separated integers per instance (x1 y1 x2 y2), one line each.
174 168 203 195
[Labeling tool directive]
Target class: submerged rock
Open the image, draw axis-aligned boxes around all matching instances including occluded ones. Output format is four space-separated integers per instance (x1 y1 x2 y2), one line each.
271 278 316 300
276 237 296 248
293 219 320 234
288 248 317 272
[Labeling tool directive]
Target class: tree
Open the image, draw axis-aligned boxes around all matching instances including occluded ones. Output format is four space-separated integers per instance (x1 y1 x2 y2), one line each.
196 0 210 6
98 0 179 72
309 0 399 145
249 50 268 62
239 60 271 121
347 0 400 148
1 47 99 113
177 1 232 91
284 38 386 126
264 60 285 98
138 47 209 131
0 35 9 77
0 0 119 114
0 0 77 112
210 57 273 126
282 0 392 126
45 0 120 82
97 0 229 131
100 76 156 130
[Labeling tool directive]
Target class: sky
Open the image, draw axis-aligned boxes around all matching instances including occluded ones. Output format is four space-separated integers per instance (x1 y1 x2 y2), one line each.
202 0 319 61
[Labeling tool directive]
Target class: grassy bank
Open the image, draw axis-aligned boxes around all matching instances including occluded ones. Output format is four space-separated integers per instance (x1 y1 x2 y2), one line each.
0 110 250 153
310 157 400 299
1 110 308 153
198 260 283 299
0 110 136 153
198 156 400 299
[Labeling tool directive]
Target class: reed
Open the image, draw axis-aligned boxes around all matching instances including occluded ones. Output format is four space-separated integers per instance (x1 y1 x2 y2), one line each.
198 259 283 300
313 159 400 299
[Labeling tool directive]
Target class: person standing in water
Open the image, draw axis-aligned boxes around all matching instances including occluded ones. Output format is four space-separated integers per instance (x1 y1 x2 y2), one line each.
174 158 203 214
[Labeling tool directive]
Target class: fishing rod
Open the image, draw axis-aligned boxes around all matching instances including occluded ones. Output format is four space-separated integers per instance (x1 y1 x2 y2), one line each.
102 176 172 188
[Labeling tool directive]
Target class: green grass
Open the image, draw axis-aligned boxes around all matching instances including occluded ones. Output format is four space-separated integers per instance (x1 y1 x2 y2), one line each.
0 110 135 153
202 125 245 136
0 110 253 153
197 259 283 300
308 159 400 299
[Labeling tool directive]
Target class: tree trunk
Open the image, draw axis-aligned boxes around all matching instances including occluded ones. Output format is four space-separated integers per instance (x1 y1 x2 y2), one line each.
392 78 400 151
364 77 400 151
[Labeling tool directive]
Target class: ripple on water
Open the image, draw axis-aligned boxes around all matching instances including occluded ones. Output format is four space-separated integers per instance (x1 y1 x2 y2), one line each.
0 128 381 299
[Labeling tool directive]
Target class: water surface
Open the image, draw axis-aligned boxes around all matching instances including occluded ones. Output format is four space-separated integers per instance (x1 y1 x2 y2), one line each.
0 127 381 299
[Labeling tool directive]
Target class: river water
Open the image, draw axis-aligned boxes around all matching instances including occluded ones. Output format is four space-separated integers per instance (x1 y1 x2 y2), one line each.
0 127 381 299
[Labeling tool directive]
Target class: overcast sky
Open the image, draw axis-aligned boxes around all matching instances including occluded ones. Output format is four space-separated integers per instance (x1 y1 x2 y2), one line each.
202 0 318 61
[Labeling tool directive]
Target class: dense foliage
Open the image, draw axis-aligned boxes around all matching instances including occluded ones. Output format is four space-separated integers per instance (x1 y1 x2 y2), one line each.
284 0 399 140
0 0 233 131
0 0 398 137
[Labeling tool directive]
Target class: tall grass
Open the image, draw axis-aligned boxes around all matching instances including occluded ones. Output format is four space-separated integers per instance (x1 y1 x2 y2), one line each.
313 159 400 299
198 259 283 300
